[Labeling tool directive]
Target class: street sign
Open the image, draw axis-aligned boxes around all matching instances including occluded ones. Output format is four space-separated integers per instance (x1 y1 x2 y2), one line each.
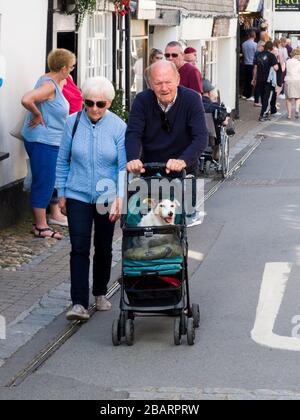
275 0 300 11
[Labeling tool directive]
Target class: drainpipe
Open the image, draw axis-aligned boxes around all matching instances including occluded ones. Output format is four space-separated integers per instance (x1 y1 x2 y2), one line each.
235 0 240 119
125 11 132 112
46 0 54 71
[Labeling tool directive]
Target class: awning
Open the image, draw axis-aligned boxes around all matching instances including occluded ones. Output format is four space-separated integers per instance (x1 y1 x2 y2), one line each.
149 9 181 26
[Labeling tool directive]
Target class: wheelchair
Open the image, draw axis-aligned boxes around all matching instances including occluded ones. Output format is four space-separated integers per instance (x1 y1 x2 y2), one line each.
199 109 234 179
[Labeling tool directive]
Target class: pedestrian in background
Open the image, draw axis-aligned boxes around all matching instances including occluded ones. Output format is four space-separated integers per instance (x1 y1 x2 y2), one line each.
241 30 257 100
56 77 127 321
62 74 83 115
46 73 84 228
21 48 75 239
165 41 203 94
284 47 300 120
184 47 197 66
149 48 164 65
253 40 265 107
252 41 278 121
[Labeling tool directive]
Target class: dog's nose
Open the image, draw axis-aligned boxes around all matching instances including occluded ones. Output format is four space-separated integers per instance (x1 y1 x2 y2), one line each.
168 211 173 217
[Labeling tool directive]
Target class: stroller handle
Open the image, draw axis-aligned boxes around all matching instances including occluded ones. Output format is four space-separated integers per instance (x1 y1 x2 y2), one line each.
143 162 186 178
143 162 166 170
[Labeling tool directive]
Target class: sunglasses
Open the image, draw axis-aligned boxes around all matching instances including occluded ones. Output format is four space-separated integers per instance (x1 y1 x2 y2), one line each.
164 53 179 58
160 112 172 133
84 99 107 108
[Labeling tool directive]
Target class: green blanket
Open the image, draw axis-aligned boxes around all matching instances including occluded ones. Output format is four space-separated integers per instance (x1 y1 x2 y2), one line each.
124 243 182 261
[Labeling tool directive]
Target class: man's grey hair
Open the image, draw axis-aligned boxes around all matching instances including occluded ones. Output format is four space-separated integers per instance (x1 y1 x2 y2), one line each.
81 76 115 101
165 41 184 53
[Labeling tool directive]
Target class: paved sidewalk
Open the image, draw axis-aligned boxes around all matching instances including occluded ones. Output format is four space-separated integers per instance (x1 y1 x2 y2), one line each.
0 98 287 367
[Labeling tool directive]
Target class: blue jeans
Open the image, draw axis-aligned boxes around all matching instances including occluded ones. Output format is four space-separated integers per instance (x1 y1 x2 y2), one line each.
66 199 116 309
24 141 59 208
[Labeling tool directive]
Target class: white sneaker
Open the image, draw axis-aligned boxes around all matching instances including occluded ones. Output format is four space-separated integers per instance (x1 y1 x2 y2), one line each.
95 295 112 311
246 96 255 101
186 211 203 228
66 304 90 321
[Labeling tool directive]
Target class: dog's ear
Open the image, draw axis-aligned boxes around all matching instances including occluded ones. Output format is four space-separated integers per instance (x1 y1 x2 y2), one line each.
174 199 181 207
142 198 156 208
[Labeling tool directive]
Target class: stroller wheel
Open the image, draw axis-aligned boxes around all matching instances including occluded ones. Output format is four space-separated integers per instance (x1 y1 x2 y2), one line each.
174 318 182 345
112 319 121 346
187 318 196 345
192 304 200 328
125 319 134 346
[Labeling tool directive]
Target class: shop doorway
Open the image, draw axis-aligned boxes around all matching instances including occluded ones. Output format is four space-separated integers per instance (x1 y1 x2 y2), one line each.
57 31 78 83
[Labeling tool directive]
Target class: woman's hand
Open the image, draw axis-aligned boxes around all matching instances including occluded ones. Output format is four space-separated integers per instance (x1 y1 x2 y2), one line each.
109 197 123 223
28 113 45 129
58 197 67 216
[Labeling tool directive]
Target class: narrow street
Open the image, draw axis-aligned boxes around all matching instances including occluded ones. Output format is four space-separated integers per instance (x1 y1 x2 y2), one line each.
1 115 300 400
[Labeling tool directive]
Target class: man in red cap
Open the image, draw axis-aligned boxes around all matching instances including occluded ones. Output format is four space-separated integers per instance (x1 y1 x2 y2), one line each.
165 41 203 94
184 47 197 66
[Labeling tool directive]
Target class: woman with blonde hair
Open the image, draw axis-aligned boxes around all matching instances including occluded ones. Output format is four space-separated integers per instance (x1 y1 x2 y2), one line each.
284 47 300 119
149 48 164 65
21 48 76 239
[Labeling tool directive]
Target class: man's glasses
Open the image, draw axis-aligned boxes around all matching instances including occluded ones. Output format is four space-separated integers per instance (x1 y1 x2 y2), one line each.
164 53 179 58
84 99 107 109
160 112 172 133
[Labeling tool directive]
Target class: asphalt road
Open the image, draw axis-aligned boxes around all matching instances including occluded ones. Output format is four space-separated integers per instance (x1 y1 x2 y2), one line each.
2 117 300 400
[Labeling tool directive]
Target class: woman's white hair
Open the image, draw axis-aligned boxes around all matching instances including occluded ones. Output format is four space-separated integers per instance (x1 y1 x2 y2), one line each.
81 76 115 101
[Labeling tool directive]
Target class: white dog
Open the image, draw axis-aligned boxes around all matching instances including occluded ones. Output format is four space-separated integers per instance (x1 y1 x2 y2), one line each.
138 199 180 227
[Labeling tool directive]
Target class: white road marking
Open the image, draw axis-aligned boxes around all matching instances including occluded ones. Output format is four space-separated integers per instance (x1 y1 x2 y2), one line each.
188 250 204 261
251 262 300 351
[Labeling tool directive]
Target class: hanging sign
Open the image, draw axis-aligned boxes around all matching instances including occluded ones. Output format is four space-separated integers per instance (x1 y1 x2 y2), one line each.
239 0 263 12
275 0 300 11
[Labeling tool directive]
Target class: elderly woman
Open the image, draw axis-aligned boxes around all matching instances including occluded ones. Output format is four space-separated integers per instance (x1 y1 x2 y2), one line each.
56 76 127 321
285 47 300 120
21 49 76 239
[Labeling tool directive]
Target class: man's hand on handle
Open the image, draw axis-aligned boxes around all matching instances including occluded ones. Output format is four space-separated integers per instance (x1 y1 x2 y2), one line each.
166 159 186 174
127 159 186 175
127 160 145 174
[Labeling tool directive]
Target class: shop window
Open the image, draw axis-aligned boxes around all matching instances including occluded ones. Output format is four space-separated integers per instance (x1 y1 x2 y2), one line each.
202 40 218 86
131 20 148 100
85 12 112 80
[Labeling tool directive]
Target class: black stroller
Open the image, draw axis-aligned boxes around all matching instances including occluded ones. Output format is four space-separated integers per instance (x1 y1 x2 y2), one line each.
112 163 200 346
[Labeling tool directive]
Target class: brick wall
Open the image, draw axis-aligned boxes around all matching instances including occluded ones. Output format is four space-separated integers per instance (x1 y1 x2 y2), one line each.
156 0 235 14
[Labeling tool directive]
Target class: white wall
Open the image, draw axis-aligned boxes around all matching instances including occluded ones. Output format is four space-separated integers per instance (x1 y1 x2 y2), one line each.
151 26 180 51
274 12 300 32
217 36 237 110
0 0 48 188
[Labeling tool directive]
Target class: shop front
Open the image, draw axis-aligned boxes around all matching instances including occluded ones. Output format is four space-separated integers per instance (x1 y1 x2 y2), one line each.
274 1 300 47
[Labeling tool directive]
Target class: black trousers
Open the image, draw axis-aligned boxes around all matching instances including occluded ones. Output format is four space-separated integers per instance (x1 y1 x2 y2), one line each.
243 65 254 99
256 82 276 117
67 198 115 309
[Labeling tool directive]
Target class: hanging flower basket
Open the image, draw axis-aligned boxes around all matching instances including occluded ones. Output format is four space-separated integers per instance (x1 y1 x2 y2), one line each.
113 0 130 16
74 0 98 27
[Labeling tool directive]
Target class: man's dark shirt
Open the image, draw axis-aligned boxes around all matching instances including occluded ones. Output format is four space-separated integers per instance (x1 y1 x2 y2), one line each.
254 50 278 82
125 86 208 171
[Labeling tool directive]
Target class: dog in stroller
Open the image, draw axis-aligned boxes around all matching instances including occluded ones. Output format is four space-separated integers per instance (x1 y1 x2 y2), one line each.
111 163 200 346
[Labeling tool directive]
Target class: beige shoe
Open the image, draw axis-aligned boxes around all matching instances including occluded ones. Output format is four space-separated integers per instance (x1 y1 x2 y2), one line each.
66 304 90 321
95 295 112 311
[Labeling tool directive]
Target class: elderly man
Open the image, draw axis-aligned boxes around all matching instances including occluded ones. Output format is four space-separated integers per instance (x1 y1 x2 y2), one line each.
126 61 208 226
165 41 203 94
126 60 207 176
